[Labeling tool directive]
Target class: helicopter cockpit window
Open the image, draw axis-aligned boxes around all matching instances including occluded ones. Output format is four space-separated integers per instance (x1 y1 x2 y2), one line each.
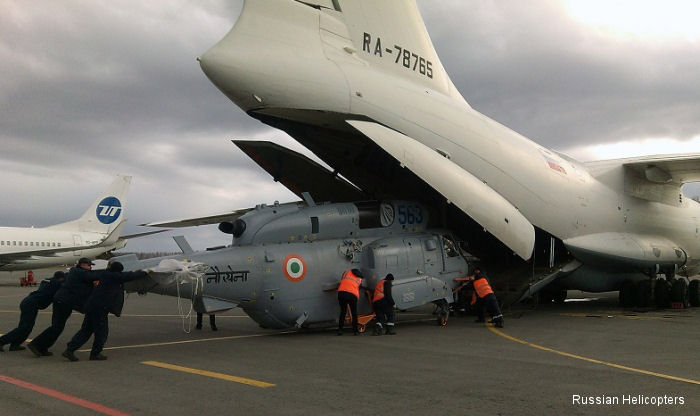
442 235 460 258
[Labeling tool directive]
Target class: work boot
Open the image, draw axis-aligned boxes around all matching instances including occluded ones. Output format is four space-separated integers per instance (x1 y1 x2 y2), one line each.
373 324 382 336
0 344 4 352
62 350 79 362
89 354 108 361
27 343 42 357
495 318 504 328
9 345 26 351
336 329 343 336
211 324 218 331
195 324 202 330
385 326 396 335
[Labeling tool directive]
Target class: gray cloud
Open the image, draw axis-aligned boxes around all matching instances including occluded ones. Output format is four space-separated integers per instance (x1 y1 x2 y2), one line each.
1 0 698 252
422 1 700 148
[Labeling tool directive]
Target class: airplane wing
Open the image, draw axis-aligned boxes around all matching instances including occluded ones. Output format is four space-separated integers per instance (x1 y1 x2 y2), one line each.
347 120 535 260
586 154 700 184
585 153 700 205
621 154 700 184
121 229 170 239
234 140 365 203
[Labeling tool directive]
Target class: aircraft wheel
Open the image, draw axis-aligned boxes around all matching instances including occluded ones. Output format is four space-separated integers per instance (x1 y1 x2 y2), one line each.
670 279 689 308
619 280 635 307
654 278 671 308
634 280 652 307
437 311 448 326
688 279 700 307
553 289 567 304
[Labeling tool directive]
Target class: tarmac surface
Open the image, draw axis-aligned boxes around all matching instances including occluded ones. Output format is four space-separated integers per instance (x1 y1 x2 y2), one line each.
0 283 698 416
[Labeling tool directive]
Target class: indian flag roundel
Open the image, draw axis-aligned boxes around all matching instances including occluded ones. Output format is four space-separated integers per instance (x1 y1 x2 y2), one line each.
283 255 307 282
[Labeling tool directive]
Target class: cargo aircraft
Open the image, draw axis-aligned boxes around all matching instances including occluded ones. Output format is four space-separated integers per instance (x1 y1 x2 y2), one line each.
121 0 699 329
0 176 160 271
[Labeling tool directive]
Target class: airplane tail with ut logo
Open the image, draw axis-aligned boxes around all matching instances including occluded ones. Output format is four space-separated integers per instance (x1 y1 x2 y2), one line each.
47 175 132 234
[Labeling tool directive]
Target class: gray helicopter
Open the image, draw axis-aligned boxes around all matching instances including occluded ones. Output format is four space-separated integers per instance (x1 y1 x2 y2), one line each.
118 198 469 330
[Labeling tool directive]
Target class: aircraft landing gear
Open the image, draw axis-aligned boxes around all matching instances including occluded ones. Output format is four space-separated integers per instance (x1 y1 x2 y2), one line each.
654 278 671 308
670 278 689 308
689 279 700 307
434 300 449 326
553 289 567 304
634 280 652 307
619 280 635 307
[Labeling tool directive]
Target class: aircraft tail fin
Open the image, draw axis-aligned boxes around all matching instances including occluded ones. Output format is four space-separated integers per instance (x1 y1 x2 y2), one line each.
328 0 466 103
48 175 132 233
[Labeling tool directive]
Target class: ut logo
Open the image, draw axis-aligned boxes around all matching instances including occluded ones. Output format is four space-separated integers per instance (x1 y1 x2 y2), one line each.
96 197 122 224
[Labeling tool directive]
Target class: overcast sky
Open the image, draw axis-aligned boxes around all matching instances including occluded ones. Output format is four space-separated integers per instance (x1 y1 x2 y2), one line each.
1 0 699 252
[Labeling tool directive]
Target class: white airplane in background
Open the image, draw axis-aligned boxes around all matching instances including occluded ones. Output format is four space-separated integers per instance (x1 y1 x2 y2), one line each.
0 175 160 271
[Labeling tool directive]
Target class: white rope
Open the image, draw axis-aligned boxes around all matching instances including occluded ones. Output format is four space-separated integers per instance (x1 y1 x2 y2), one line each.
145 259 208 333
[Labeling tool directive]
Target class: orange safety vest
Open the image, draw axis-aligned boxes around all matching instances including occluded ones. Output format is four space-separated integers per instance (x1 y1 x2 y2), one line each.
473 277 494 299
338 270 362 298
373 280 386 303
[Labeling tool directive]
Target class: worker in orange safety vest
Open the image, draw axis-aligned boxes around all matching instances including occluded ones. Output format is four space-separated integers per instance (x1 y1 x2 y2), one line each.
372 274 395 335
337 269 364 335
455 267 504 328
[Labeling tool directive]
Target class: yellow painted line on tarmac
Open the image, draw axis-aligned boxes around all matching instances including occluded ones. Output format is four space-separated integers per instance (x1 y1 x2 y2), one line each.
141 361 275 388
487 325 700 386
561 312 692 321
79 331 295 353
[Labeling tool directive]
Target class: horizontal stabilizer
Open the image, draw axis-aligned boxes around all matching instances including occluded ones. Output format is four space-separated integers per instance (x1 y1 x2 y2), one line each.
234 140 365 203
348 120 535 260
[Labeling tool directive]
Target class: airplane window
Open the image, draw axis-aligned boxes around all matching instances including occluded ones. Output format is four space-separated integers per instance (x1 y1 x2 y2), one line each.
58 243 61 247
24 242 28 246
52 242 56 247
1 241 3 245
